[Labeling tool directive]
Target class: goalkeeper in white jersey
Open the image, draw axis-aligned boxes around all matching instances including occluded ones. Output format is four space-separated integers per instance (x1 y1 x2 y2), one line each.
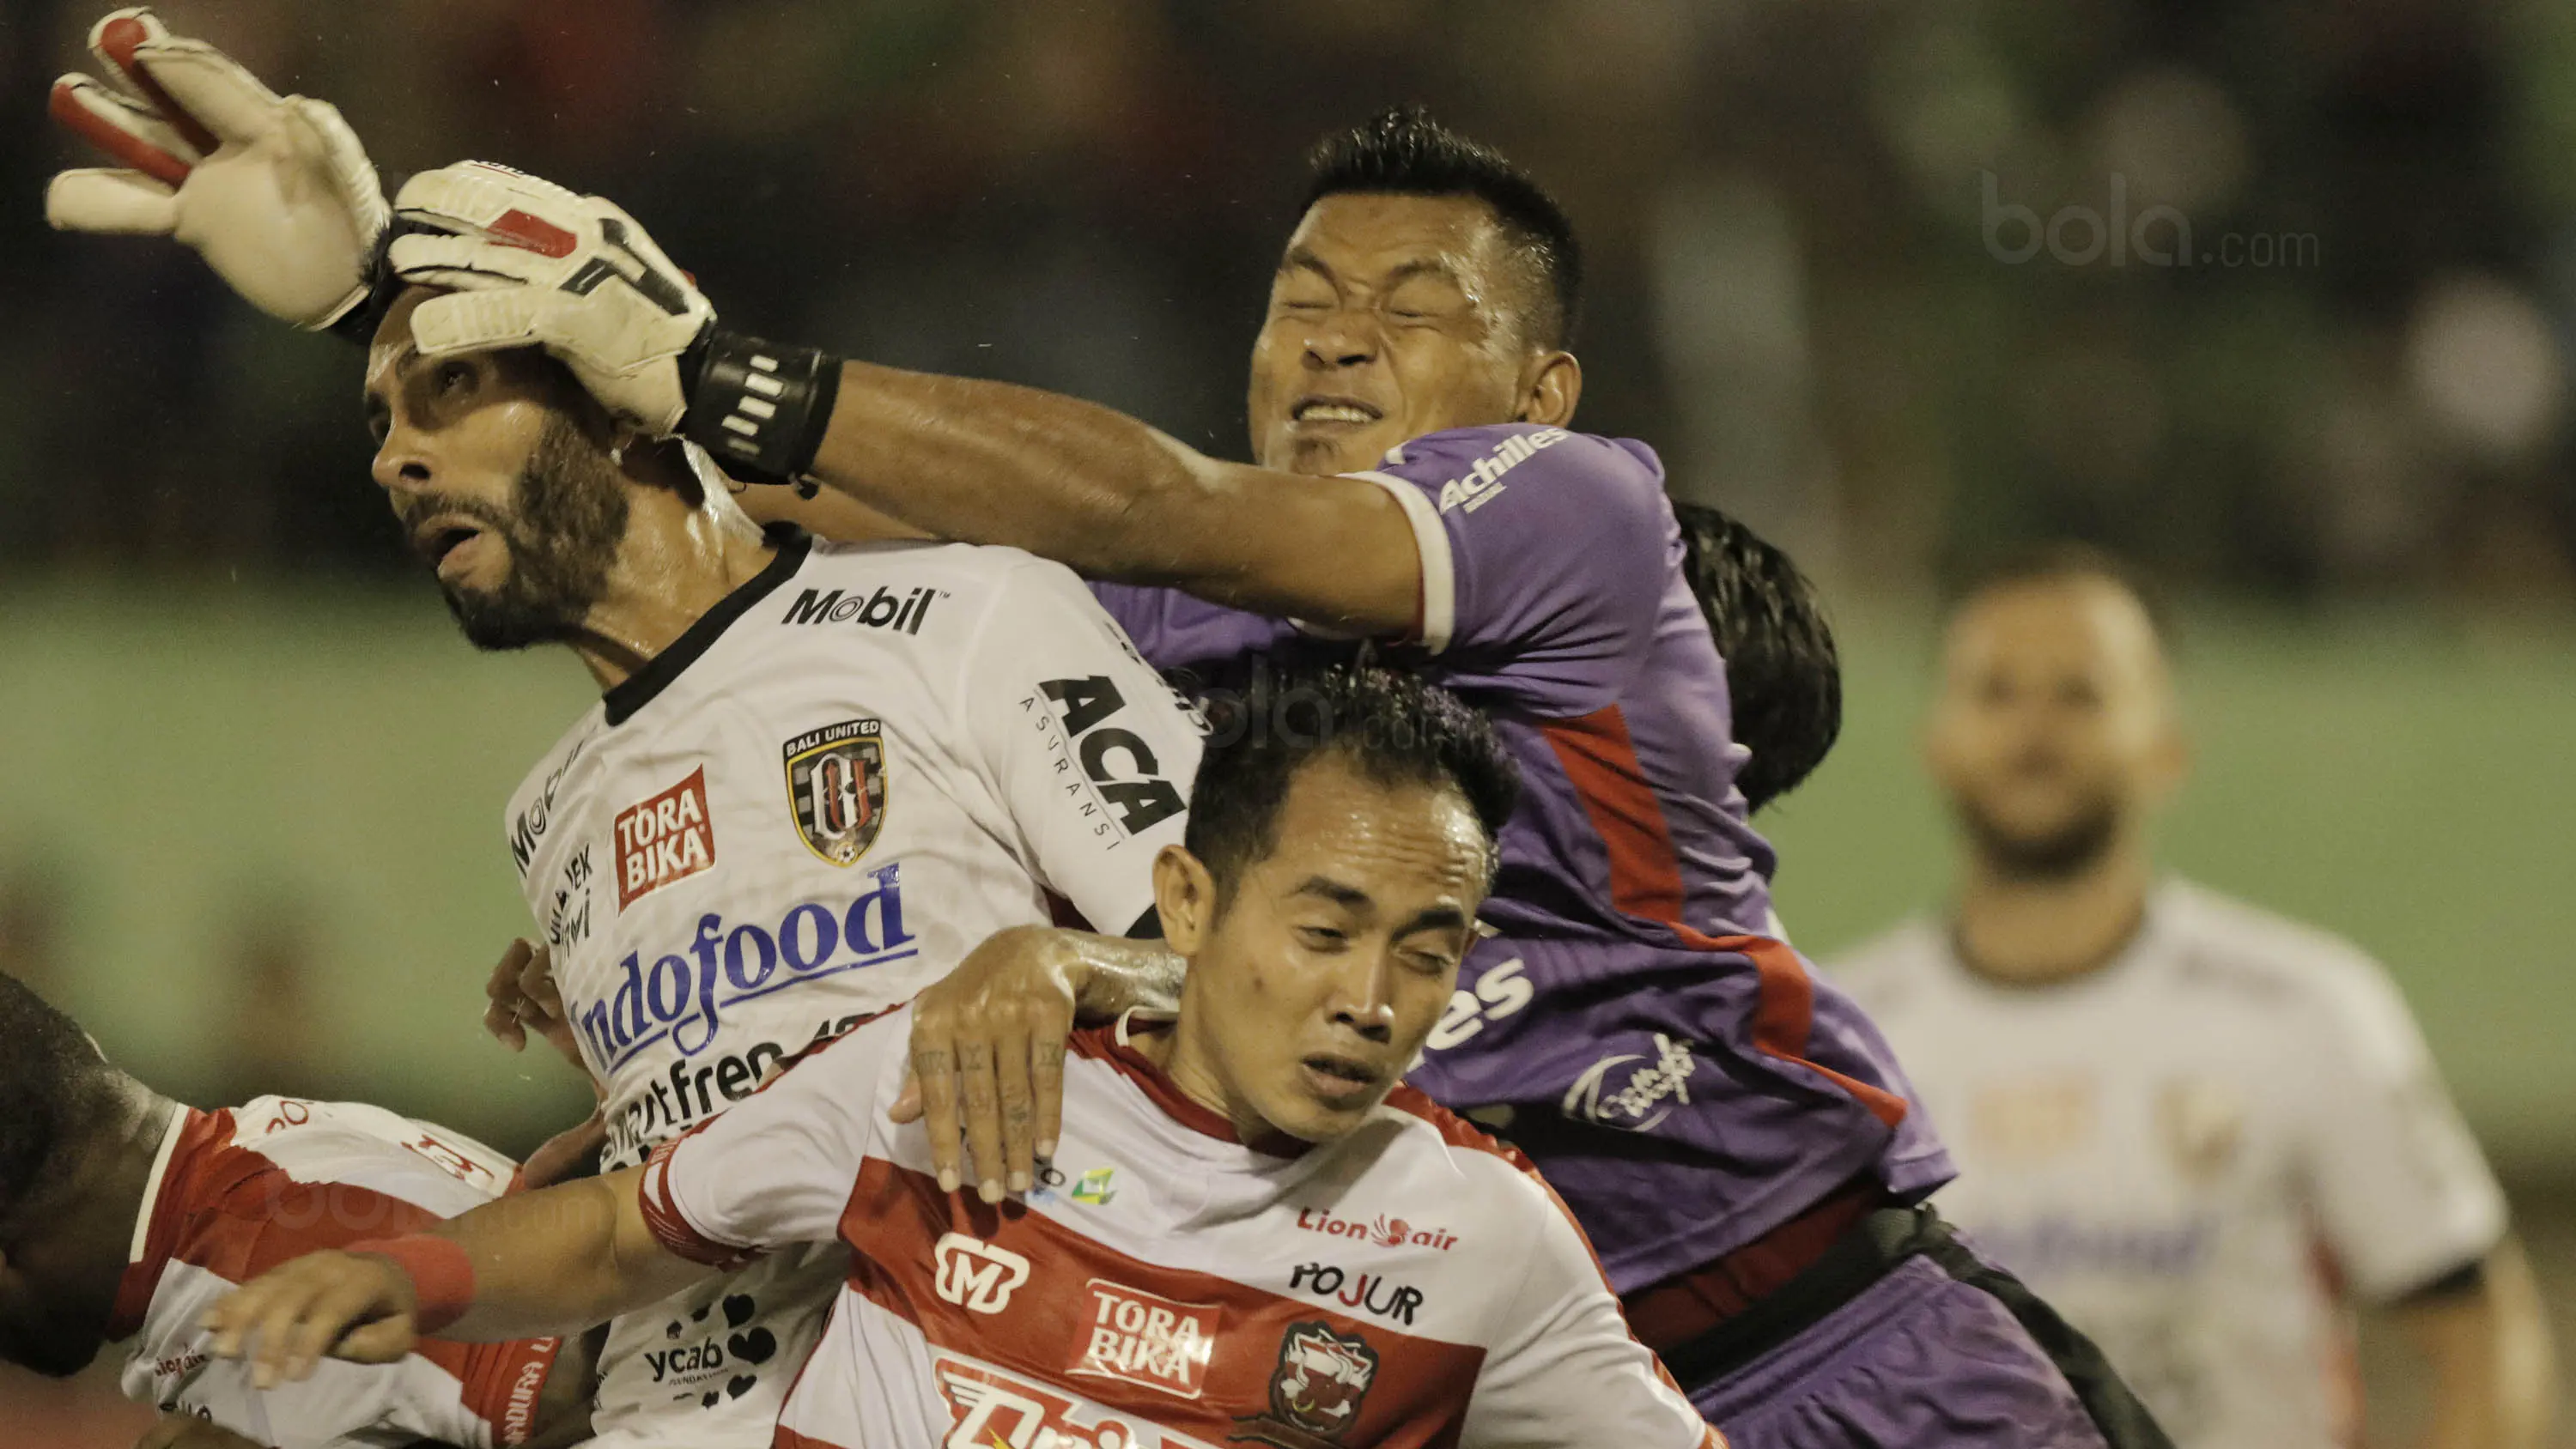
44 16 1202 1446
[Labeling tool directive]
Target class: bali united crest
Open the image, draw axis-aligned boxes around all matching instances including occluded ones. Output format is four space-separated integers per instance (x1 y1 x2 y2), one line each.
1231 1321 1378 1449
782 718 887 865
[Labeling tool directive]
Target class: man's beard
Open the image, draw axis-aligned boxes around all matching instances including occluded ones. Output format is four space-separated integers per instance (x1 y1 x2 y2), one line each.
1953 790 2123 881
409 415 632 652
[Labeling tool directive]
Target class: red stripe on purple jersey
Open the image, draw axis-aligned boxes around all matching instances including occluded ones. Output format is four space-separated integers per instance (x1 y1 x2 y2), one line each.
1542 706 1911 1131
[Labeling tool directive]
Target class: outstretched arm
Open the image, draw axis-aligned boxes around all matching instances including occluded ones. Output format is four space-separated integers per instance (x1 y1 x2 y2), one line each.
2391 1240 2555 1449
204 1168 708 1387
798 362 1423 631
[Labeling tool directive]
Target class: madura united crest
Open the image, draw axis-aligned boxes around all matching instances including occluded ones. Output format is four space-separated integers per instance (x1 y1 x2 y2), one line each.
783 718 887 865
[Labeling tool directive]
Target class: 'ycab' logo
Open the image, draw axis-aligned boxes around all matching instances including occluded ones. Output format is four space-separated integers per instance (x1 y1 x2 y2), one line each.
1070 1280 1217 1400
1293 1209 1456 1252
616 767 715 909
933 1233 1030 1315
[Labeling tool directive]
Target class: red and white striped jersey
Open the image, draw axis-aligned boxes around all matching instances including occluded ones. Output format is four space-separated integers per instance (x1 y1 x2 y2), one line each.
112 1097 563 1448
642 1010 1721 1449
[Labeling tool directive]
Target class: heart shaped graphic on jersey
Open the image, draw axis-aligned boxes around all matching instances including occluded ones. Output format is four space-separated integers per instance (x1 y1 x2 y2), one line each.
727 1327 777 1365
726 1375 757 1400
722 1294 756 1328
690 1304 711 1322
700 1391 720 1409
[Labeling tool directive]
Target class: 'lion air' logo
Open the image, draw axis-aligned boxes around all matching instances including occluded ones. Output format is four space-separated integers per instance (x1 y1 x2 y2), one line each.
1233 1321 1378 1448
1292 1208 1457 1252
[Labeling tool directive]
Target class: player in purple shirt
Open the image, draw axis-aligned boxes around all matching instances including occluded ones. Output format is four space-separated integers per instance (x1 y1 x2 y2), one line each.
54 31 2162 1436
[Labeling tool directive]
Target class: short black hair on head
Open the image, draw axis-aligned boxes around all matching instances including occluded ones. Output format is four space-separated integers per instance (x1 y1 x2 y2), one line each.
1674 504 1844 813
1183 665 1520 901
0 972 113 1223
1947 541 2174 652
1300 104 1583 350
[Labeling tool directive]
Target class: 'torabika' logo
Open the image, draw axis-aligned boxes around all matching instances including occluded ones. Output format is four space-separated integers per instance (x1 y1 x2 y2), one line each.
1069 1280 1217 1399
615 767 715 909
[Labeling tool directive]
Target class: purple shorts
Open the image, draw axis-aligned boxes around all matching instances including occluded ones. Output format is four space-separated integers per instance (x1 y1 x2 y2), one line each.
1682 1211 2169 1449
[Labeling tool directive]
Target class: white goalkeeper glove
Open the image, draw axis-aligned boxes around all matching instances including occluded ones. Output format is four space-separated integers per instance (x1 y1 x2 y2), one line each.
46 7 388 331
387 162 715 436
389 161 841 484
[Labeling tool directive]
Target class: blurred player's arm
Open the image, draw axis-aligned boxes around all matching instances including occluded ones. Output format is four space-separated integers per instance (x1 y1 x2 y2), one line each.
2298 960 2554 1449
203 1167 709 1388
2388 1239 2555 1449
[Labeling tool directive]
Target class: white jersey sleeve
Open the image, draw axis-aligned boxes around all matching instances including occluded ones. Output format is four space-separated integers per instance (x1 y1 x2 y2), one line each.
1459 1178 1716 1449
2293 955 2507 1300
957 560 1201 937
641 1009 910 1260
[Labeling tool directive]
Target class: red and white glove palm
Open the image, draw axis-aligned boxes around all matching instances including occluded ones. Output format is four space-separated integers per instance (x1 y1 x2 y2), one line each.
389 162 717 436
46 8 388 330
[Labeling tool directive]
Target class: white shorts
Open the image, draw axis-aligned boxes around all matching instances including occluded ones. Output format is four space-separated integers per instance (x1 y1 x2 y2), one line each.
582 1240 848 1448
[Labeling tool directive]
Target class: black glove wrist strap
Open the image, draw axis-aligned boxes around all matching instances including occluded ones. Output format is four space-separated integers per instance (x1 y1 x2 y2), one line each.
682 330 843 488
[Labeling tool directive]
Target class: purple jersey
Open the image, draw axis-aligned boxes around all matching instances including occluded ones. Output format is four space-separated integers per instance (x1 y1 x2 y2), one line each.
1092 424 1952 1292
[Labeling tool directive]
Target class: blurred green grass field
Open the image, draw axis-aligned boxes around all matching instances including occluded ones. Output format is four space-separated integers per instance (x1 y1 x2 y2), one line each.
3 585 2571 1171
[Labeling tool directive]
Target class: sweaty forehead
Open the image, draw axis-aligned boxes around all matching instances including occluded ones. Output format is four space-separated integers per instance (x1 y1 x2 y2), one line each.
364 288 437 395
1259 758 1488 900
1283 193 1513 289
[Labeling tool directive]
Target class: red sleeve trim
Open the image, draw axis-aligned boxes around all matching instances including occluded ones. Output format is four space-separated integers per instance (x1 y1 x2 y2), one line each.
410 1331 564 1447
638 1138 762 1270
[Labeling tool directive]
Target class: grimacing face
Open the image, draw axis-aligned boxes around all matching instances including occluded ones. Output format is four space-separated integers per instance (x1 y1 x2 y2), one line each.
1924 577 2185 876
1248 192 1562 477
1160 756 1491 1143
364 288 632 651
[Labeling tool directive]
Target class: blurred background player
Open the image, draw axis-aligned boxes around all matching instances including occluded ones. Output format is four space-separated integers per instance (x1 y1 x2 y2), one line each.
1828 547 2557 1449
0 969 586 1448
204 669 1722 1449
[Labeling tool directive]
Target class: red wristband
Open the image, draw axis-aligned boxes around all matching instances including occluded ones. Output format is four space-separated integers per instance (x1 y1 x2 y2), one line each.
346 1235 477 1335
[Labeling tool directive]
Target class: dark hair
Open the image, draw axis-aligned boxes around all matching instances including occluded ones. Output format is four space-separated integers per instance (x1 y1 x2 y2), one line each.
1673 503 1844 812
1183 666 1520 898
1947 541 2173 648
0 972 112 1222
1301 105 1583 349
